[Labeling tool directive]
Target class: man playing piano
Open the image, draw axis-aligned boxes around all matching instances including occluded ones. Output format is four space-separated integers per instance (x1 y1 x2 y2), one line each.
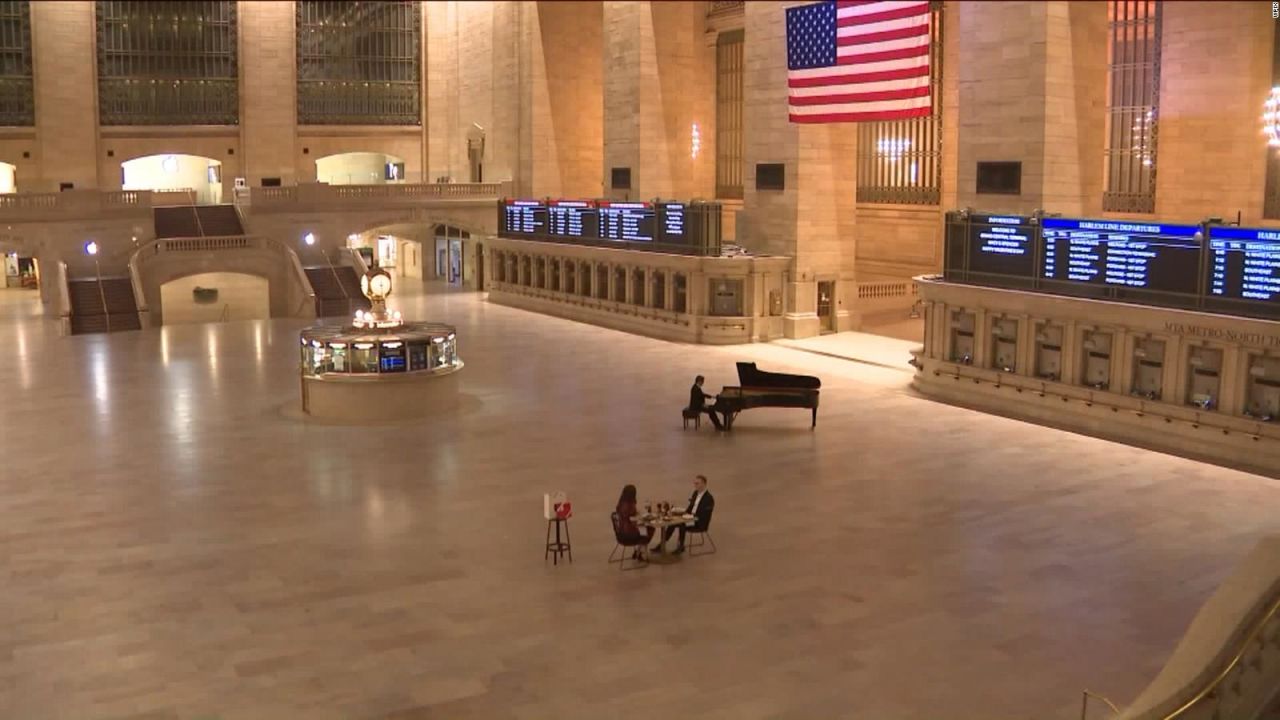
689 375 724 431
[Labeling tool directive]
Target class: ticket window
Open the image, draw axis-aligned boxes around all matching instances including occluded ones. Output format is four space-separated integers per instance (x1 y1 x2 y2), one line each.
1185 345 1223 410
351 343 378 374
1033 323 1063 381
1080 330 1113 390
949 310 975 364
989 317 1019 372
1245 355 1280 421
1131 337 1165 400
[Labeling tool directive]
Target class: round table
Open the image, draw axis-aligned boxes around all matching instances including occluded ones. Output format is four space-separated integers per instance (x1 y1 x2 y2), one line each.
635 513 695 564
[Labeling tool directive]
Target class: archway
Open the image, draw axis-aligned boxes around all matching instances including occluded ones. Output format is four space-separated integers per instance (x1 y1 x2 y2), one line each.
316 152 406 185
159 272 269 325
122 154 223 205
0 161 16 194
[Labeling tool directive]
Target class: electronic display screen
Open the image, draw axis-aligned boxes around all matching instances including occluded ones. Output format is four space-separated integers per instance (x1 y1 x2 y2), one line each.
547 200 599 239
966 214 1036 278
1206 226 1280 303
502 200 548 236
1041 218 1201 295
598 201 655 242
659 203 687 244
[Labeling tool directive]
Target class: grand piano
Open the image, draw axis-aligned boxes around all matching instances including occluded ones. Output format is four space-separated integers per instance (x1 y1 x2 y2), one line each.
713 362 821 430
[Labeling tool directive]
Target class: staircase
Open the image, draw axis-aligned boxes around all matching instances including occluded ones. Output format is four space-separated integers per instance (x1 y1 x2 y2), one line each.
154 204 244 239
305 266 370 318
68 278 141 335
153 206 201 239
194 205 244 236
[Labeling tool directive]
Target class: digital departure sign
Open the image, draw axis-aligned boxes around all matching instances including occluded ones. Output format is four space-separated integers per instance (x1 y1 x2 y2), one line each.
1206 226 1280 306
598 201 655 242
547 200 598 239
498 198 721 255
659 203 686 244
1040 218 1201 295
966 214 1036 279
502 200 548 236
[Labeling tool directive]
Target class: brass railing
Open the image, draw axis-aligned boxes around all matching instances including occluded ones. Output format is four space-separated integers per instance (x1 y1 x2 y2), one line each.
1079 592 1280 720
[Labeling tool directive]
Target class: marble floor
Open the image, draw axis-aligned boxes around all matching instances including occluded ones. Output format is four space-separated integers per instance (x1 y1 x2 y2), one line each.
1 283 1277 720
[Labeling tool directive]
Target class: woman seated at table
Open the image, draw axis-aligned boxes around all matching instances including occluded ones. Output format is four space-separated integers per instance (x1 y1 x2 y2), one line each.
615 484 655 559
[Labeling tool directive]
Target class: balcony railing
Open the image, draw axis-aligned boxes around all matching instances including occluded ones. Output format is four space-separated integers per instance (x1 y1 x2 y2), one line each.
243 181 509 211
0 189 154 222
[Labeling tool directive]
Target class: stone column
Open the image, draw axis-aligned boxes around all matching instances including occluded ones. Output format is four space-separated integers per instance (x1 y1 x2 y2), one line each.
602 1 714 201
240 0 298 186
739 2 856 338
31 1 98 191
955 1 1106 215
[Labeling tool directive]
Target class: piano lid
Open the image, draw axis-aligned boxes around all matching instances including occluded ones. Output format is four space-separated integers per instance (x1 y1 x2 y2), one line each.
736 362 821 390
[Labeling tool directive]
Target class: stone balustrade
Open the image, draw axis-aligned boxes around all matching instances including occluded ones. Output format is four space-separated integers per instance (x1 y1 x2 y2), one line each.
243 181 510 211
483 236 790 345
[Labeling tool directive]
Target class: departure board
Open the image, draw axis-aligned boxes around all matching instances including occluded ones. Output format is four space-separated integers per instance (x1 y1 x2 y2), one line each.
547 200 598 239
1206 226 1280 303
502 200 548 236
966 214 1036 278
659 203 686 244
598 201 655 242
1040 218 1201 295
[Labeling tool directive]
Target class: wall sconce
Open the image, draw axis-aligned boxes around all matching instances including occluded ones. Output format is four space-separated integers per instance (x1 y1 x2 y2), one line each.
691 123 701 159
1264 87 1280 148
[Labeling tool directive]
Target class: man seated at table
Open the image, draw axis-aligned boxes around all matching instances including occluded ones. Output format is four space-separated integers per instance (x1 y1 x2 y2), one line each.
653 474 715 554
688 375 723 431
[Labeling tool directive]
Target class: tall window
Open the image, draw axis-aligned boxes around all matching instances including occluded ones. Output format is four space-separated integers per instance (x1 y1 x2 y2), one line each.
0 1 32 126
296 1 421 125
855 3 943 205
96 1 238 125
1103 0 1161 213
1265 22 1280 219
715 30 744 199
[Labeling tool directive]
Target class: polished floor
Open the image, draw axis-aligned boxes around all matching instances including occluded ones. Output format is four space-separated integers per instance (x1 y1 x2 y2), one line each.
1 283 1277 720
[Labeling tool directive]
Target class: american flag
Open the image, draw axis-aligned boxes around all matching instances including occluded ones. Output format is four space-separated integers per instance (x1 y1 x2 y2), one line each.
786 0 932 123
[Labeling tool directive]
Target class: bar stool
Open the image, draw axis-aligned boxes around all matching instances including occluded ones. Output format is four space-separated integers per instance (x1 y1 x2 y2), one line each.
545 517 572 565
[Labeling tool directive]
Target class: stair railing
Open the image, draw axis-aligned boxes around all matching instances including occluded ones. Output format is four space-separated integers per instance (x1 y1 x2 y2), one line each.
1080 575 1280 720
56 260 72 336
93 256 111 333
323 250 353 317
1079 690 1120 719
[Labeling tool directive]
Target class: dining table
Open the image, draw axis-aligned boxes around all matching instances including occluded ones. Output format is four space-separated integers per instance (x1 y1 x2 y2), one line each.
634 510 695 564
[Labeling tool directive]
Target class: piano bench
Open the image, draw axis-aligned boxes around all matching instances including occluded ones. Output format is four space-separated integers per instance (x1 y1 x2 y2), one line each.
682 407 701 429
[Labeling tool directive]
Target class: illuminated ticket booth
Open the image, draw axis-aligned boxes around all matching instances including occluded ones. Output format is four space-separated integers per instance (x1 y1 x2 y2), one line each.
299 265 463 421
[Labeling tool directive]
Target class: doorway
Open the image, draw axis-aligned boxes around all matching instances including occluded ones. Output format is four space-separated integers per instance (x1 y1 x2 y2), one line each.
817 281 835 334
122 154 223 204
475 243 485 291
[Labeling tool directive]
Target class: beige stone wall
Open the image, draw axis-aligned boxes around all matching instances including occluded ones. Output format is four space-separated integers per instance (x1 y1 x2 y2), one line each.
1155 1 1273 224
602 1 713 200
239 0 297 186
31 1 98 192
525 2 604 198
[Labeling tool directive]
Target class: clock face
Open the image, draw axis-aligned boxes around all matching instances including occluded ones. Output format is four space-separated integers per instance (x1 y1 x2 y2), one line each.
371 274 392 296
360 274 371 296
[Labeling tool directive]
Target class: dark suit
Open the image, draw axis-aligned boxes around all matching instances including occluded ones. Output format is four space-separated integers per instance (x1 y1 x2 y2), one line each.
689 383 723 429
661 489 715 549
